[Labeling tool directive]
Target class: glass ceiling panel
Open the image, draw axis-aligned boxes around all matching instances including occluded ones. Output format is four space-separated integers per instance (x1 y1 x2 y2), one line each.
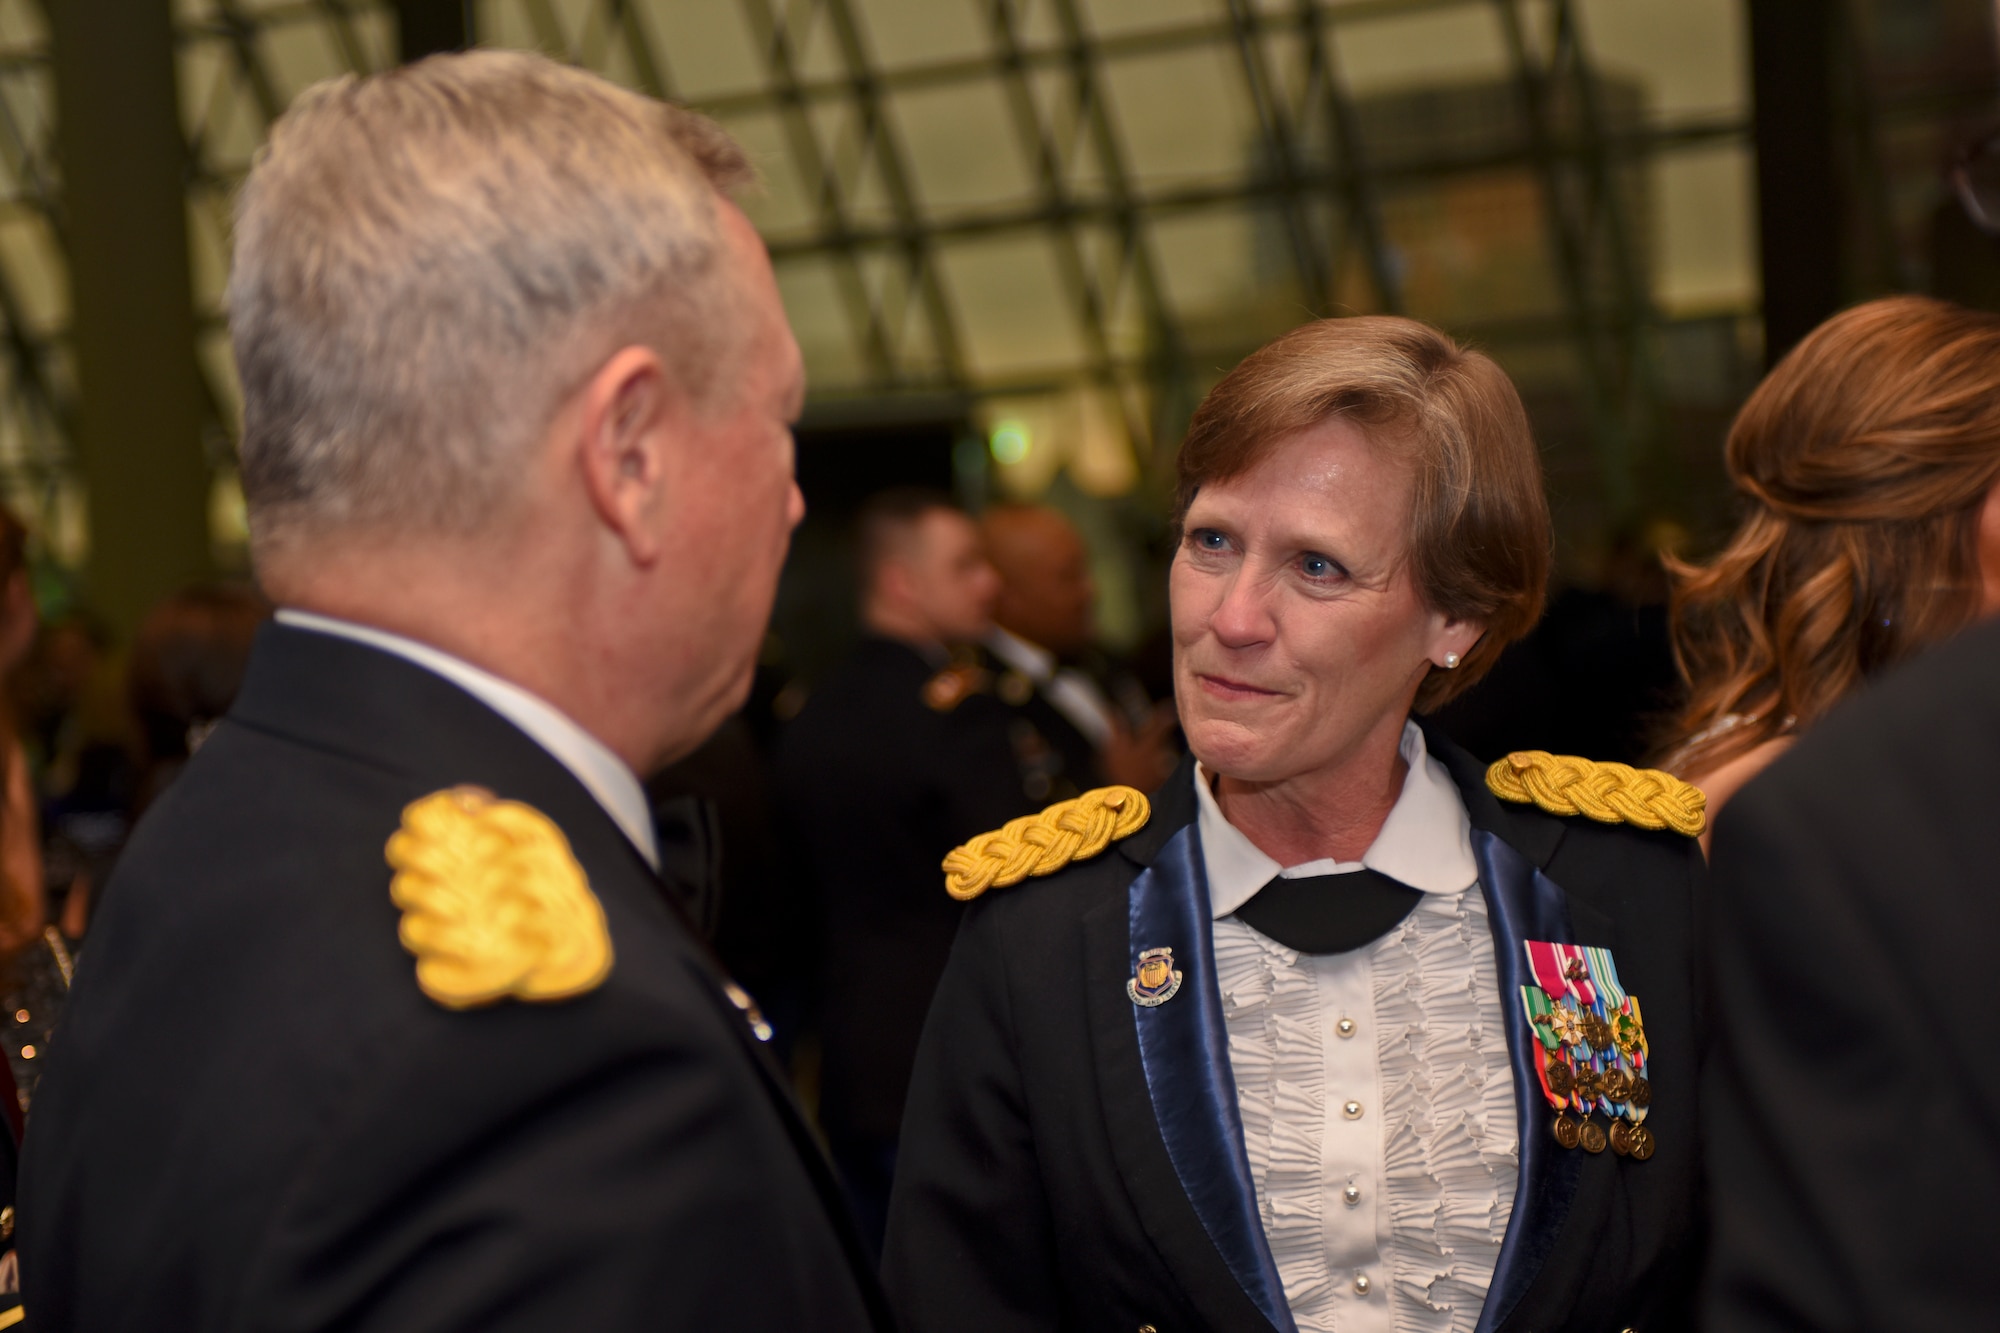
854 0 988 69
936 231 1089 382
1148 205 1269 323
1653 144 1756 316
1580 0 1746 124
1100 42 1260 191
726 108 816 235
637 2 760 97
1083 0 1225 41
0 213 55 333
1334 2 1512 97
894 79 1035 213
774 255 870 390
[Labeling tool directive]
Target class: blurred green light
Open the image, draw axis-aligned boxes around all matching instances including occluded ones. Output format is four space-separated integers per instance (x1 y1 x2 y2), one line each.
990 419 1030 465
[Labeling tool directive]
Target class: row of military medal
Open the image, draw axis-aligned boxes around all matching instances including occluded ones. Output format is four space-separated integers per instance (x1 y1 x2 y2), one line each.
1546 1054 1657 1159
1519 940 1657 1162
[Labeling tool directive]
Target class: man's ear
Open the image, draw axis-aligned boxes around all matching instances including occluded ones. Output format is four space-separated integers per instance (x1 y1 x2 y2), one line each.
575 345 684 567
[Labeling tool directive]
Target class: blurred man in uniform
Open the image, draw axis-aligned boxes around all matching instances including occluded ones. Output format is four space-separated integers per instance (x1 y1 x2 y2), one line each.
776 487 1025 1250
20 52 891 1332
980 503 1176 798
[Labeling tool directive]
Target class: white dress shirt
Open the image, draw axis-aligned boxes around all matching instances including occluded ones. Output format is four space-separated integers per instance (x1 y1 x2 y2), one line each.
1200 721 1517 1333
983 625 1119 748
275 609 660 870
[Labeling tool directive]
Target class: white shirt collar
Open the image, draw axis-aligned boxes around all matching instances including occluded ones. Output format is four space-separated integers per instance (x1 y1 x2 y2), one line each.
1197 719 1476 919
984 625 1056 683
274 609 660 870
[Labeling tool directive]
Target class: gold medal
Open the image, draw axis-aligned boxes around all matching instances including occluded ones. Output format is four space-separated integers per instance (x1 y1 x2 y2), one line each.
1579 1118 1608 1154
1581 1012 1614 1052
1613 1009 1647 1058
1627 1123 1656 1161
1607 1119 1634 1156
1545 1058 1574 1097
1552 1113 1582 1149
1600 1068 1633 1102
1627 1076 1653 1109
1573 1069 1601 1100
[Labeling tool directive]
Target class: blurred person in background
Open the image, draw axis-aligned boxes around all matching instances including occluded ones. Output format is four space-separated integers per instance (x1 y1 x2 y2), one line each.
979 503 1178 798
20 51 890 1332
886 316 1708 1333
0 505 39 1329
0 509 42 965
19 612 129 926
127 584 272 823
1658 295 2000 843
775 485 1028 1251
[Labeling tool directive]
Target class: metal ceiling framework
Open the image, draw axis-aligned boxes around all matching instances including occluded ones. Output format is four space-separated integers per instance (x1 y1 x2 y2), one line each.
0 0 1987 555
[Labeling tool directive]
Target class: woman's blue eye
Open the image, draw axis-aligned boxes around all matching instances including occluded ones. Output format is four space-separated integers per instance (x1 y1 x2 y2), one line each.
1301 553 1343 580
1194 529 1226 550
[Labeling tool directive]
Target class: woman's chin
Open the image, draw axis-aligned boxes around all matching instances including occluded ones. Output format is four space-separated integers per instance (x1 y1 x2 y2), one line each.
1185 717 1287 783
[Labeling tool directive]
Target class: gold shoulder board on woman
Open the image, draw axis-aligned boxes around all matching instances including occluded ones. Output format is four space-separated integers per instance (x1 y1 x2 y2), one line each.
1485 751 1706 838
942 786 1152 901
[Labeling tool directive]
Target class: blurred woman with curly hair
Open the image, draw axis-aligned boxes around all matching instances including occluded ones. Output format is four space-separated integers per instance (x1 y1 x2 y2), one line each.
1661 295 2000 833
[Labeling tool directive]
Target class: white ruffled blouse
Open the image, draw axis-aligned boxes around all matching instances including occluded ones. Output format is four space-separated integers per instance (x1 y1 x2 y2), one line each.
1198 723 1518 1333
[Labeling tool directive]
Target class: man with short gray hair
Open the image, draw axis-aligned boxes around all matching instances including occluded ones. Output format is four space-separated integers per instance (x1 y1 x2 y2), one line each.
20 51 890 1332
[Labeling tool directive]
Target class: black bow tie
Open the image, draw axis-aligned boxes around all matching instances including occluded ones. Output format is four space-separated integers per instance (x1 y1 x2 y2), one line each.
1232 868 1423 955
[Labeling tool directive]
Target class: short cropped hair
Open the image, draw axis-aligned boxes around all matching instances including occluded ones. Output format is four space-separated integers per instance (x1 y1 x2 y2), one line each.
229 50 753 561
1176 316 1550 711
853 487 962 592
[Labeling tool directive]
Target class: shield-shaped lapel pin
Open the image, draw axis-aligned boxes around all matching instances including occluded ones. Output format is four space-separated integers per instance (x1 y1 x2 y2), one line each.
1127 946 1183 1007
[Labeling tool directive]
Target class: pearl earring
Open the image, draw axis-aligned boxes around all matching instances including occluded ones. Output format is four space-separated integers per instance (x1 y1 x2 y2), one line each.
1444 652 1461 670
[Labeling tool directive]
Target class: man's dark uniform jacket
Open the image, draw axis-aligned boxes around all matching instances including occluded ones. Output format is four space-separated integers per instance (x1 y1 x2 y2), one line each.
1701 614 2000 1331
884 721 1704 1333
775 634 1029 1148
972 641 1101 806
19 623 889 1331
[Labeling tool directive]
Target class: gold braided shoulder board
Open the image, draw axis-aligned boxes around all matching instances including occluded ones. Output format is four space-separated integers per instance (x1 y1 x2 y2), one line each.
1485 751 1705 838
385 786 615 1009
942 785 1151 901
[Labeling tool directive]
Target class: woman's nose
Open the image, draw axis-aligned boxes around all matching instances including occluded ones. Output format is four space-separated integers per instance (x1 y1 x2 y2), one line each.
1207 565 1277 648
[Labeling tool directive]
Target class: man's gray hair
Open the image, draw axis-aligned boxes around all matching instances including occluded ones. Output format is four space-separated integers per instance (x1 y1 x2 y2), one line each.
228 50 753 558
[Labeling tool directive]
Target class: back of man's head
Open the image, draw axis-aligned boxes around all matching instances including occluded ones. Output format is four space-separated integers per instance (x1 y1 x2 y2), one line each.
855 488 959 593
230 50 751 566
854 488 996 647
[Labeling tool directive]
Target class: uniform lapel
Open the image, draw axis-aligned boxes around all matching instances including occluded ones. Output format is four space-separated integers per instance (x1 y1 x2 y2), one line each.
1469 827 1583 1333
1083 761 1297 1333
1422 723 1620 1333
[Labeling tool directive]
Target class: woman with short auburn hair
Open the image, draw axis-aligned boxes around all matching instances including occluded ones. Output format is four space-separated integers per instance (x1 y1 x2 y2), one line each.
885 315 1708 1333
1660 295 2000 829
1176 315 1550 707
